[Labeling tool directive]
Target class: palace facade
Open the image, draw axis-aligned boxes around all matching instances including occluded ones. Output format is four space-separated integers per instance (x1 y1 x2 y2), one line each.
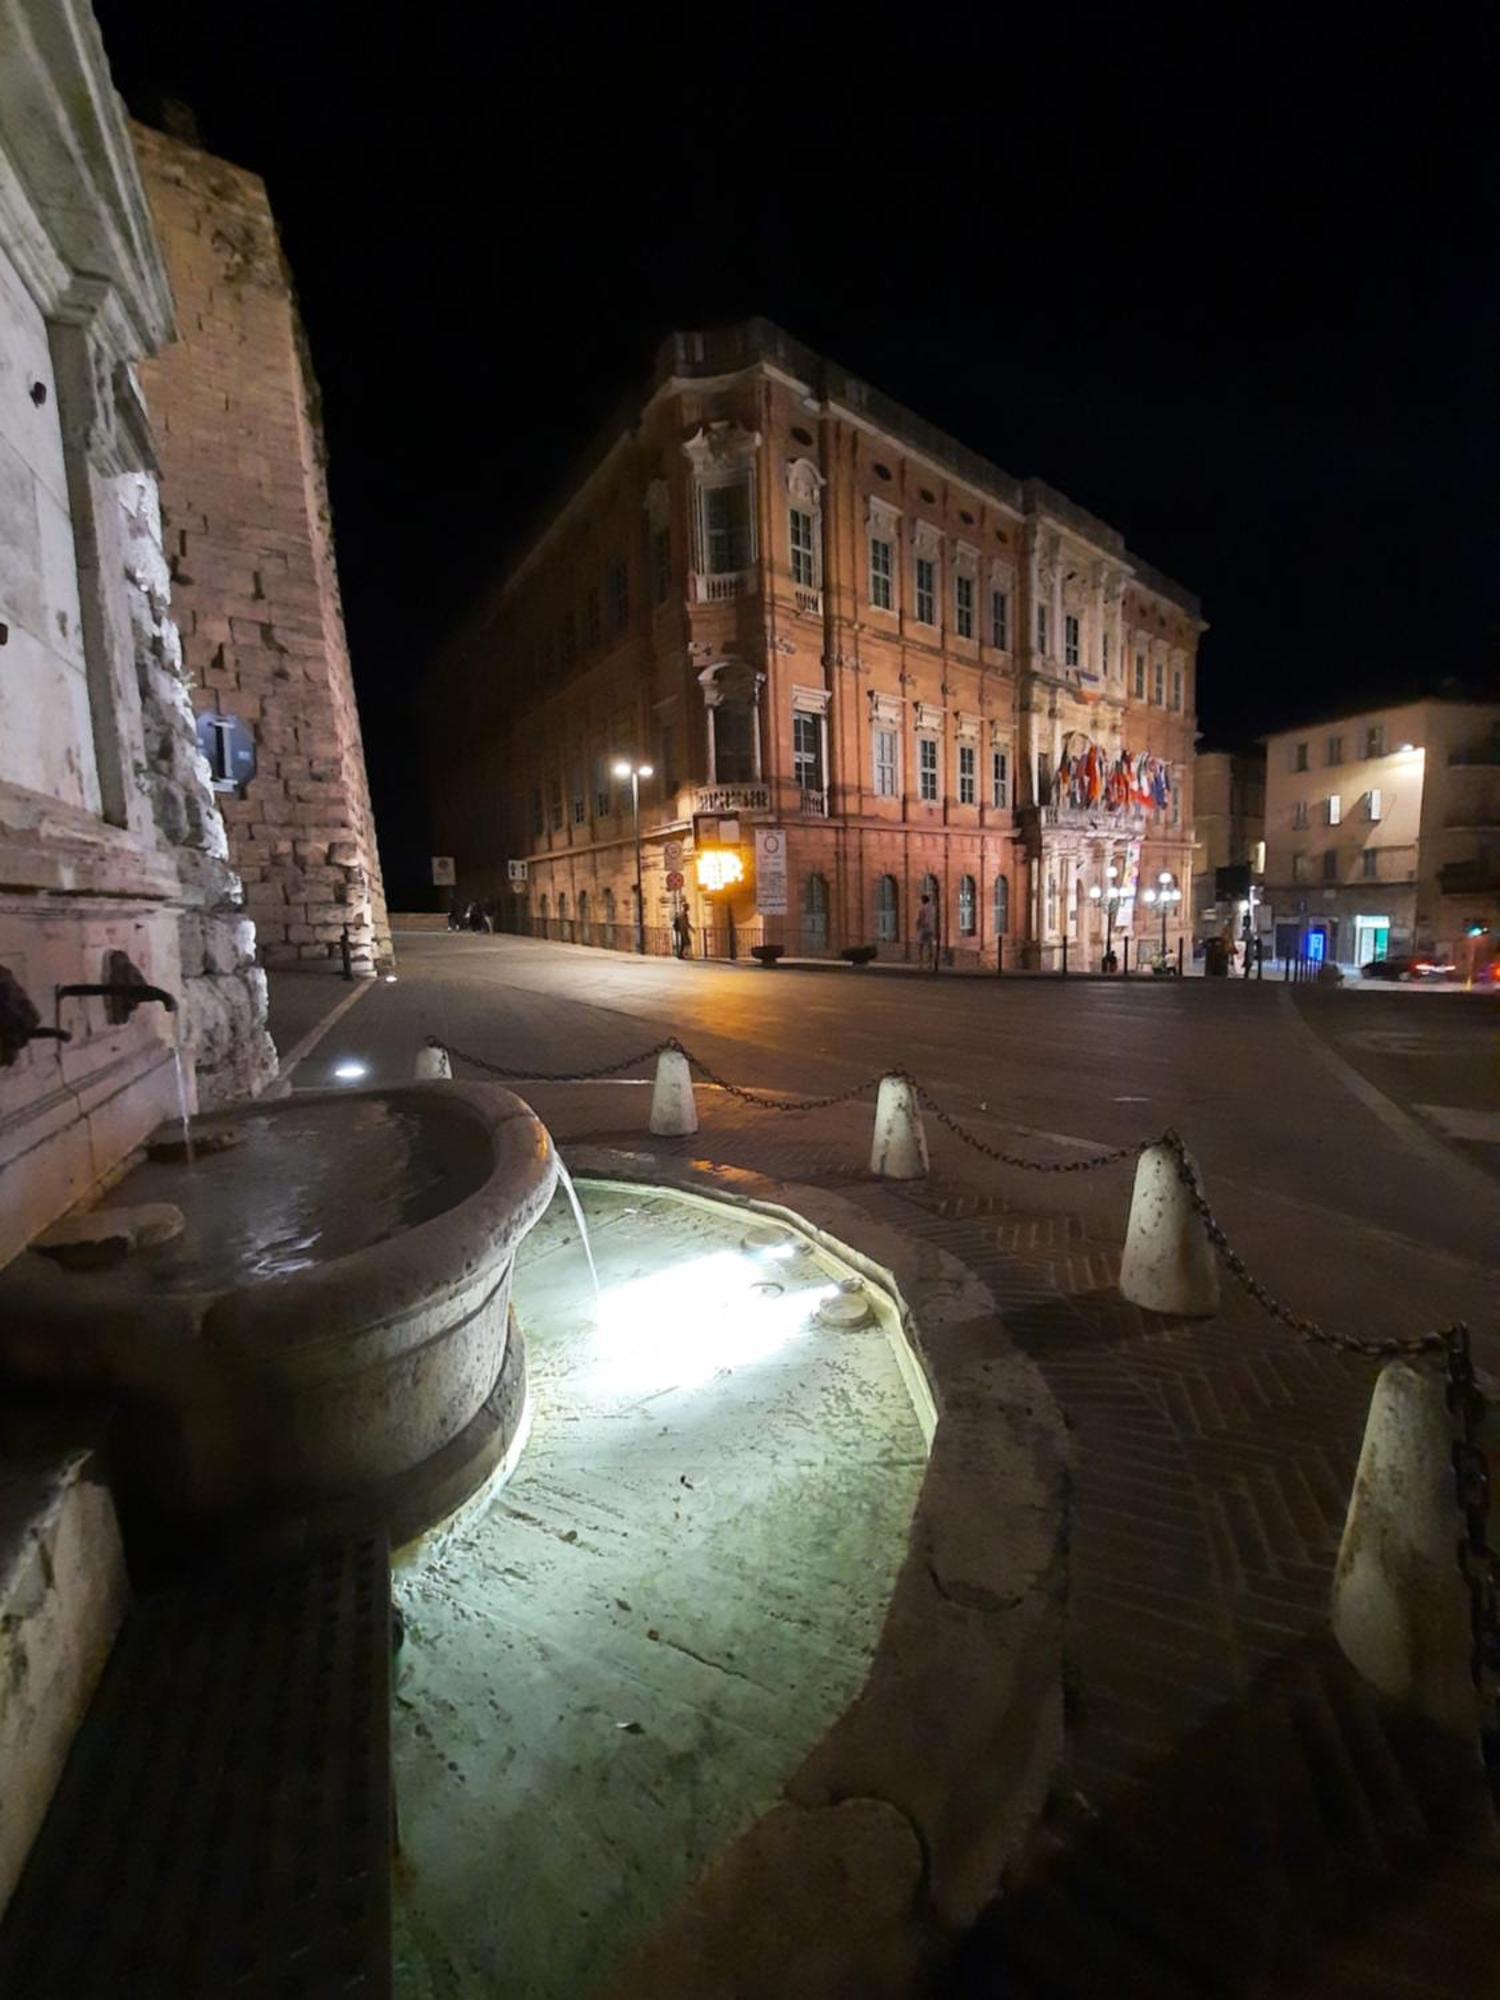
432 321 1203 967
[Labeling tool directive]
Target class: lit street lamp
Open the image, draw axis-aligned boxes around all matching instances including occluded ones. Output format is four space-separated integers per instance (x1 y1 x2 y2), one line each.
1142 869 1181 961
1087 862 1124 972
613 758 653 954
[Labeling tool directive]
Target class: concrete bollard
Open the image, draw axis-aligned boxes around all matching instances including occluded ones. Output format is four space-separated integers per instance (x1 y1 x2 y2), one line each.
1118 1140 1219 1316
1331 1360 1481 1736
414 1044 452 1080
649 1048 698 1136
870 1075 929 1180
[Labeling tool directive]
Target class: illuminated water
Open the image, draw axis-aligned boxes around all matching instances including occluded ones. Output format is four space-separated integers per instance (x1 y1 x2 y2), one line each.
169 1017 196 1169
96 1097 489 1295
551 1152 599 1298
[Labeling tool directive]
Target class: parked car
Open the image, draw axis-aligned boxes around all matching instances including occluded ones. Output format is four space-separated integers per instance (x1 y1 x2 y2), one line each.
1360 955 1456 981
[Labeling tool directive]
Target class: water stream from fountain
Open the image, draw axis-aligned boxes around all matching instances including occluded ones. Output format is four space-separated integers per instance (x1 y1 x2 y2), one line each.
170 1016 195 1168
551 1153 599 1300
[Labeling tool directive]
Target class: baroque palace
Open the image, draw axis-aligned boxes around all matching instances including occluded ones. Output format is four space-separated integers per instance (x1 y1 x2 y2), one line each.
432 321 1203 967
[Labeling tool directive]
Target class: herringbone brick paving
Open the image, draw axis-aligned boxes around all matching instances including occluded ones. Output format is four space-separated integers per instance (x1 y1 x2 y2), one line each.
554 1102 1500 1998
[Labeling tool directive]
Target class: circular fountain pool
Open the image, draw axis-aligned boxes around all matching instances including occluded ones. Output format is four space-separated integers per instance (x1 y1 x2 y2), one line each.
392 1180 931 2000
0 1083 556 1557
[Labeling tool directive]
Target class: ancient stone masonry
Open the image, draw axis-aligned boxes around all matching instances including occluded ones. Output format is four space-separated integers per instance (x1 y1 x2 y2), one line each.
131 125 392 974
117 469 275 1104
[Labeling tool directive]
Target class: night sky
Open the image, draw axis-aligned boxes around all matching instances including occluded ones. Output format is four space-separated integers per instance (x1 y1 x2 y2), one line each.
94 1 1497 905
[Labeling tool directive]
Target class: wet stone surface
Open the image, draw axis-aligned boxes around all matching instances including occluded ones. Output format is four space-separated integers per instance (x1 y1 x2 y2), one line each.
391 1185 929 1999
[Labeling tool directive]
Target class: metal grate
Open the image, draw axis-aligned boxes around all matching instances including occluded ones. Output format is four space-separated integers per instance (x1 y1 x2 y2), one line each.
0 1537 391 1997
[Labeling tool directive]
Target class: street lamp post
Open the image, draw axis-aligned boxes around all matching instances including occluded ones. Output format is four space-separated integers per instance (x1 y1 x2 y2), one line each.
613 758 654 954
1088 862 1123 971
1145 870 1180 961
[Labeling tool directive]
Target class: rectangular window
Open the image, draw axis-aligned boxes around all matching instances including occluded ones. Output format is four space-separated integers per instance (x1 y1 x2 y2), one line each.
990 589 1009 649
918 736 939 802
958 743 976 805
1292 852 1309 882
1327 735 1343 766
571 771 586 825
1367 787 1382 821
1327 793 1342 826
607 559 629 632
870 537 893 609
1322 849 1338 881
1361 848 1379 880
1153 659 1165 705
991 746 1009 808
1064 614 1080 667
1293 741 1309 772
1293 799 1309 830
594 760 611 819
1037 604 1049 656
955 574 975 639
1134 652 1146 698
1102 632 1111 676
874 725 898 796
1365 723 1385 758
789 508 815 588
705 483 749 573
651 527 671 606
1172 668 1183 711
915 556 936 625
793 712 823 792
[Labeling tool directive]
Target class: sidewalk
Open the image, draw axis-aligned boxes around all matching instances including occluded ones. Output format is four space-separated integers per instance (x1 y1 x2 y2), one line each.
473 1075 1500 1996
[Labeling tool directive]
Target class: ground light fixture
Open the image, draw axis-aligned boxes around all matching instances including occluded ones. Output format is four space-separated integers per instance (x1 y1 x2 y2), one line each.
332 1058 368 1082
611 758 654 954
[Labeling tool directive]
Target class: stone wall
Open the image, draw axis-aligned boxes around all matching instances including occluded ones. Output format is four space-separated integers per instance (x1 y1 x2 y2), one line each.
131 125 392 976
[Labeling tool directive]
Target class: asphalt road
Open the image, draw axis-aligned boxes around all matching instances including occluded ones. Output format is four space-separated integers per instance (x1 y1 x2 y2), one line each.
284 933 1497 1334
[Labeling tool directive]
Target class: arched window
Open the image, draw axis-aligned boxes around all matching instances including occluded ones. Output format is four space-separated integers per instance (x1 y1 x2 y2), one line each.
803 871 830 950
958 874 977 936
577 889 589 940
994 874 1010 936
874 874 899 943
602 886 616 926
557 892 568 939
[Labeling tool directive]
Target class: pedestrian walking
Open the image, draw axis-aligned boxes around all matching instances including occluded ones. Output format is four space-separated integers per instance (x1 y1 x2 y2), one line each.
916 894 937 972
672 907 692 959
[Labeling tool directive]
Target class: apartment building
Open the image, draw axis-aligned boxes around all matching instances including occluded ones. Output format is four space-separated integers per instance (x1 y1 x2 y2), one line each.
432 321 1203 966
1263 699 1500 967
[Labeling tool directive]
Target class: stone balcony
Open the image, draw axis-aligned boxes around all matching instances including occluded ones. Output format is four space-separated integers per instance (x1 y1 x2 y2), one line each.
692 569 756 604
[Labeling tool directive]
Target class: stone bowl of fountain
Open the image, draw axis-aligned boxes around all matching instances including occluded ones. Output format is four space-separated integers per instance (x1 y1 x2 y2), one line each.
0 1082 556 1562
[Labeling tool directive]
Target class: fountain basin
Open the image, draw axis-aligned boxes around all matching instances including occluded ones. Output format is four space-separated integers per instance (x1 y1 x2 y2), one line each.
0 1083 556 1558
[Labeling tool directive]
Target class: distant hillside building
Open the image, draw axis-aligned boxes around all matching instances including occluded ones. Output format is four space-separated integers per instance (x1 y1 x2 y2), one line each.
431 321 1203 969
1262 699 1500 969
132 125 391 974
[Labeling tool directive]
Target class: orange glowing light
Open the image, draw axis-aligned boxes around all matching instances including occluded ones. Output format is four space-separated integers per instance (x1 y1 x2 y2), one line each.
697 848 744 892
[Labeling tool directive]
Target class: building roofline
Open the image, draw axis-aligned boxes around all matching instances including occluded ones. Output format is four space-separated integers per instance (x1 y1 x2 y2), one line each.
1259 692 1500 743
472 316 1204 621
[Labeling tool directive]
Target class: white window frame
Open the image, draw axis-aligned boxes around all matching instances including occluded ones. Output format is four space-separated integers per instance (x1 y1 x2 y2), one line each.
991 742 1009 808
918 734 940 802
915 555 937 626
958 742 976 805
1153 658 1165 705
1367 787 1382 821
991 587 1009 649
1064 613 1081 668
955 572 975 639
1134 651 1146 698
1172 666 1183 711
873 725 899 797
870 536 893 609
789 506 815 588
1327 793 1342 826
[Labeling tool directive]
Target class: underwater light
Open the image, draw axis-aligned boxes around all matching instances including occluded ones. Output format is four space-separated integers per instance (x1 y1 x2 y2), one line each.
333 1059 368 1082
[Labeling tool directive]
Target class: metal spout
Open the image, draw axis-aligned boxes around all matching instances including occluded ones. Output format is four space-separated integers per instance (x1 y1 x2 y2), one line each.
56 982 178 1014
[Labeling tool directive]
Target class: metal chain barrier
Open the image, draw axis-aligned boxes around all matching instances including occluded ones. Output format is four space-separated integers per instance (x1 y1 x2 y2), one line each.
431 1031 1496 1748
1444 1327 1500 1771
905 1076 1142 1174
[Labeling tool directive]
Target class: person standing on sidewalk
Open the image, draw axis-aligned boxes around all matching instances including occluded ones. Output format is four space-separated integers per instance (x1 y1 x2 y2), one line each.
672 907 692 959
916 894 937 971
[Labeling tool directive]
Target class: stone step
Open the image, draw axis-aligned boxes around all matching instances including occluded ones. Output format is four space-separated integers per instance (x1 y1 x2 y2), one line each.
0 1441 127 1918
